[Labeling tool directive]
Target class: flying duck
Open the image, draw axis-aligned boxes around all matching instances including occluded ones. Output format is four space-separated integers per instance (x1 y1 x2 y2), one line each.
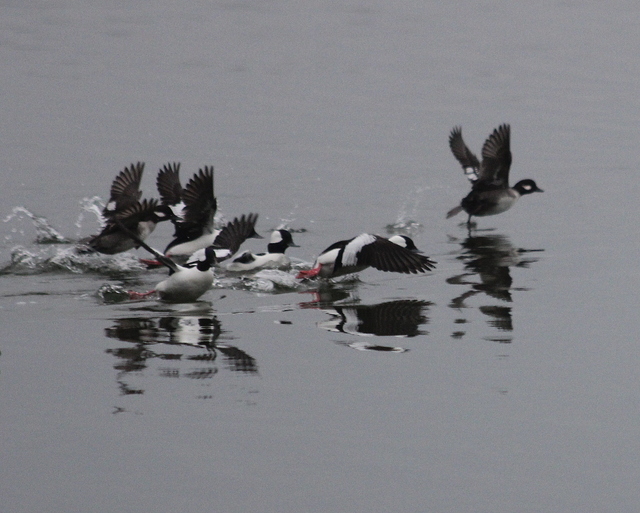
447 124 543 224
157 165 218 258
296 233 436 279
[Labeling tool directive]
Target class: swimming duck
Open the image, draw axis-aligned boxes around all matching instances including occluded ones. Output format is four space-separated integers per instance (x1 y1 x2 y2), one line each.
226 229 299 271
447 124 543 224
296 233 436 279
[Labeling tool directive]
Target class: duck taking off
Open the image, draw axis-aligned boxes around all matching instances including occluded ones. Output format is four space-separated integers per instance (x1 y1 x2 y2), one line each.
296 233 435 279
81 163 173 254
116 219 217 303
447 124 543 224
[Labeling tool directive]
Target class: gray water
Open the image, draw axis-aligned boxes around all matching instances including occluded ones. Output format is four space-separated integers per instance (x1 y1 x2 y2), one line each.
2 1 640 512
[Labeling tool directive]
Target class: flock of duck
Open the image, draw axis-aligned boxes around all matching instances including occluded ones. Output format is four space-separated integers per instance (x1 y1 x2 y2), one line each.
78 124 543 302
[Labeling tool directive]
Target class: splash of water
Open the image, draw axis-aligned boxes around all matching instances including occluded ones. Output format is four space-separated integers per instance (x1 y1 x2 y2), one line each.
96 283 132 303
386 186 427 235
3 206 71 244
2 245 147 275
75 196 106 235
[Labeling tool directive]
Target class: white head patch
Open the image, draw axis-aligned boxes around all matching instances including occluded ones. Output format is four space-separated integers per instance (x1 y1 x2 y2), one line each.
270 230 284 244
387 235 406 248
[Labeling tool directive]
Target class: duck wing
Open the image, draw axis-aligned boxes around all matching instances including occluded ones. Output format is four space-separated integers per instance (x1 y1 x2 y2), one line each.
212 213 260 257
175 166 216 238
477 124 511 188
156 162 183 206
449 127 480 183
103 162 144 217
356 235 436 274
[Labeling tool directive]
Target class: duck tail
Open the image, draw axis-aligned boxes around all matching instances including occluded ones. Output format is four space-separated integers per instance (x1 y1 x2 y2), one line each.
446 205 464 219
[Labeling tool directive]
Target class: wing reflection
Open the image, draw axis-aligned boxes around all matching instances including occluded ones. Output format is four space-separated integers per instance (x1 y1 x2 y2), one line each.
318 300 430 338
447 233 542 342
105 315 257 396
301 288 430 351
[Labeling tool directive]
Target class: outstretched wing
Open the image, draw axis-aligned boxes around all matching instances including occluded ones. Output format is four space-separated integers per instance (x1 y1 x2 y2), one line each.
180 166 216 233
352 235 436 274
156 162 183 206
104 162 144 217
477 124 511 187
212 213 261 258
449 127 480 183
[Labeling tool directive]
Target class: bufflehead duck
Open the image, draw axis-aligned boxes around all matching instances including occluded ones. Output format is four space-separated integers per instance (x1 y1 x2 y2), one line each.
296 233 436 279
447 124 543 224
158 166 218 258
226 229 299 272
134 247 217 303
118 221 217 302
86 198 173 254
183 213 262 265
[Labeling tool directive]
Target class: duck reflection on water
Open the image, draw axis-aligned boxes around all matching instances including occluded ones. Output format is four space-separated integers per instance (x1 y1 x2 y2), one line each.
105 314 257 396
447 232 543 342
300 286 430 351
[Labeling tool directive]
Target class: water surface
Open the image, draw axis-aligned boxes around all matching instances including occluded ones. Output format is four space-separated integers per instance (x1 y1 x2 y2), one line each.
2 2 640 512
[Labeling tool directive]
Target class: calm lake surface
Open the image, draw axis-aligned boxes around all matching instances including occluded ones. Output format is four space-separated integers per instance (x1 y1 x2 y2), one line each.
2 2 640 512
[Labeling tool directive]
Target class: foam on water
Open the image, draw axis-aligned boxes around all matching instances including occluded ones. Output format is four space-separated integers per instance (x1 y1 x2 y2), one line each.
2 245 147 275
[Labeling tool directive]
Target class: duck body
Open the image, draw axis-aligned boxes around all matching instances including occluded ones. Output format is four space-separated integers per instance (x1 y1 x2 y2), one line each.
124 226 217 302
447 124 543 223
80 163 172 254
226 229 298 272
155 248 216 302
296 233 435 280
226 251 290 272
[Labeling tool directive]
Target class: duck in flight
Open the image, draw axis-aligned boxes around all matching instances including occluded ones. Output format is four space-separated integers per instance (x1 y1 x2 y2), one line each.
157 164 262 261
81 163 173 254
157 164 218 259
296 233 435 279
447 124 543 225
